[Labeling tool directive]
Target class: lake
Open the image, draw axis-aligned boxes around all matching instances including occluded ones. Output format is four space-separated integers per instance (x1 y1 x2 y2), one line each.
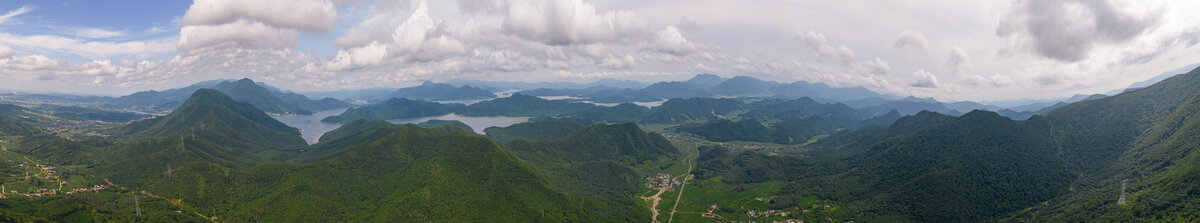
388 113 529 135
273 109 528 144
271 108 348 144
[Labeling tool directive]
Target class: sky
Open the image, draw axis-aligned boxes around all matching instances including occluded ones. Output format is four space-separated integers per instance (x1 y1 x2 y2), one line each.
0 0 1197 102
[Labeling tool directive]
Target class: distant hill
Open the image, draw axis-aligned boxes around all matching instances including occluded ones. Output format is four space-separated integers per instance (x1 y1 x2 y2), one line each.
684 73 728 88
555 103 650 124
392 81 496 101
321 98 466 123
769 80 893 102
110 89 307 152
485 120 588 143
446 78 650 91
104 78 349 114
589 81 714 103
639 98 742 124
460 94 596 117
711 76 776 96
861 96 962 116
502 122 677 166
0 113 39 136
217 78 315 115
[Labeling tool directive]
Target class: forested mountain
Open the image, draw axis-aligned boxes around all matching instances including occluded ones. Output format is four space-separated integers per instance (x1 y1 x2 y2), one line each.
460 94 597 117
109 89 307 152
103 78 349 114
0 89 679 222
392 81 496 101
321 98 466 123
4 68 1200 222
0 115 39 136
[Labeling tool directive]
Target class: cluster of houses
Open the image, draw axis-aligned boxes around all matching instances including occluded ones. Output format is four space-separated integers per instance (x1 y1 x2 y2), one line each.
747 209 791 218
63 184 106 195
645 173 681 191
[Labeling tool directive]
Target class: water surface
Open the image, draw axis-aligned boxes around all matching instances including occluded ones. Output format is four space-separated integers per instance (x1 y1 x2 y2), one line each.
271 108 347 144
389 113 528 135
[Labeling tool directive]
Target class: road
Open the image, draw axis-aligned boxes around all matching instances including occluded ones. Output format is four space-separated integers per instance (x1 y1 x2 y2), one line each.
666 152 695 223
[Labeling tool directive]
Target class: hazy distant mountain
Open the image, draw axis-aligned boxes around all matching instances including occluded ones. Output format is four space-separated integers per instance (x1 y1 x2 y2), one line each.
769 81 893 102
446 78 650 90
111 89 307 151
943 101 1002 112
322 98 466 123
105 78 349 114
515 86 621 97
392 81 496 101
711 76 776 96
589 81 713 102
862 96 962 116
460 94 597 117
684 73 728 88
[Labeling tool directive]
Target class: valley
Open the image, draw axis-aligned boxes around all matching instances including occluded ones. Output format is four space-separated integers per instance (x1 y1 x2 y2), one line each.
0 69 1198 222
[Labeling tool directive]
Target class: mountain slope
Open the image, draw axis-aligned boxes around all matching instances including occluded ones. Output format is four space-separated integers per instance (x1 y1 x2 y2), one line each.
321 98 466 123
111 89 306 152
461 94 596 117
129 124 630 222
393 81 496 101
217 78 313 115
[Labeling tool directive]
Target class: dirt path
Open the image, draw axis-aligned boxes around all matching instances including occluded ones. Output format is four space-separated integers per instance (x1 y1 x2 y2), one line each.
645 187 668 222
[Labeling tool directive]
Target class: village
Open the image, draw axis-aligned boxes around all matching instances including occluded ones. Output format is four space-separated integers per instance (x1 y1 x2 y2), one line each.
0 158 109 199
645 173 683 192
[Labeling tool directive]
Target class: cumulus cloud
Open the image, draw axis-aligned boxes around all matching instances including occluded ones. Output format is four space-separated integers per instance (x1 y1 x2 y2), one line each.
860 57 892 75
177 20 299 52
458 0 510 14
0 45 12 59
503 0 652 45
795 31 857 67
325 1 467 71
910 69 940 88
650 26 700 56
334 24 394 49
178 0 338 53
180 0 338 32
996 0 1163 61
893 29 929 55
944 46 972 75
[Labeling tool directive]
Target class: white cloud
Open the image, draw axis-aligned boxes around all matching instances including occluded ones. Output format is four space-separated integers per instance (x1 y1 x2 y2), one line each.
0 6 32 25
944 46 972 75
0 44 12 59
795 31 856 67
334 24 393 49
0 33 177 59
177 20 299 52
910 69 940 88
503 0 652 45
325 1 468 71
996 0 1164 61
324 42 389 71
893 29 929 56
72 28 125 39
650 26 700 56
860 57 892 75
180 0 339 33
